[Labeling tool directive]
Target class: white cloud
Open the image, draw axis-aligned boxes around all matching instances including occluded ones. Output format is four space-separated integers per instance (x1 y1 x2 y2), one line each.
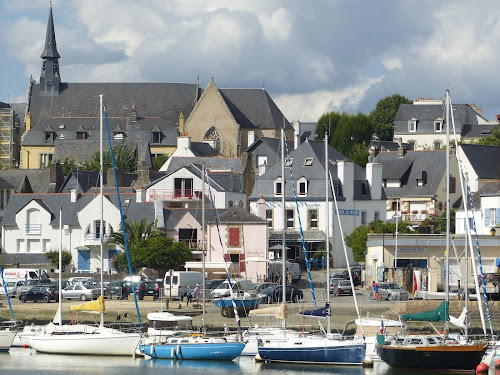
382 58 402 71
258 7 294 42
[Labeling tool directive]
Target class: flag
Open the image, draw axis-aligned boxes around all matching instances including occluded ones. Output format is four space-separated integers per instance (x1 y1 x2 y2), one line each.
380 317 384 334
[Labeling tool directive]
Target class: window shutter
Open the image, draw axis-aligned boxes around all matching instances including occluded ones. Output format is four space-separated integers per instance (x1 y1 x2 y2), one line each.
229 228 239 247
224 254 230 262
485 208 489 226
239 254 245 272
496 208 500 225
450 177 456 194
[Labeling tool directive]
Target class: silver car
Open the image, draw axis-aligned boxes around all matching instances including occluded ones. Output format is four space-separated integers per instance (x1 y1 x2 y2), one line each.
377 282 409 301
62 284 99 300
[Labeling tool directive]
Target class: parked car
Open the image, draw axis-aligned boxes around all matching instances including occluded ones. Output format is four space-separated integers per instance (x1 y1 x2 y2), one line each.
331 272 345 279
377 282 409 301
329 278 344 293
109 280 130 299
343 267 362 287
16 278 52 295
19 285 59 303
145 280 164 300
62 284 100 301
68 277 99 286
126 281 147 300
211 278 255 299
0 281 21 298
335 280 353 296
255 282 278 293
260 285 303 303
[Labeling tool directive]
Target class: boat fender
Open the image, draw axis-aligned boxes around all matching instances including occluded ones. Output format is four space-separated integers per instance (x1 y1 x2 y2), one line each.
171 348 175 358
476 363 488 373
176 344 181 355
496 359 500 369
150 345 155 356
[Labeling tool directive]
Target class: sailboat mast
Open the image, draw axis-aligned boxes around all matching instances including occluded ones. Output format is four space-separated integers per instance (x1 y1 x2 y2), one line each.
58 205 63 325
445 90 450 335
281 126 286 327
202 163 206 333
325 130 331 334
99 94 104 328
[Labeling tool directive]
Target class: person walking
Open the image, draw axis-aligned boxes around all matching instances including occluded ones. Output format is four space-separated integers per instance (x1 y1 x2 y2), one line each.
186 285 193 306
286 269 292 285
276 271 282 284
372 281 379 300
193 284 200 302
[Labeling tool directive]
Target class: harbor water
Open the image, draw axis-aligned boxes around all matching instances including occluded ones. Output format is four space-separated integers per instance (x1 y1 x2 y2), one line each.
1 348 497 375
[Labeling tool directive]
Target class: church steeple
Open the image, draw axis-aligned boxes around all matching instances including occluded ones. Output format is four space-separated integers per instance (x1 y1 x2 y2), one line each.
40 2 61 96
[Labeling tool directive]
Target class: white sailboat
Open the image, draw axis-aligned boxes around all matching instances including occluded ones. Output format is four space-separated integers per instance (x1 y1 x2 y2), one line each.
26 95 141 355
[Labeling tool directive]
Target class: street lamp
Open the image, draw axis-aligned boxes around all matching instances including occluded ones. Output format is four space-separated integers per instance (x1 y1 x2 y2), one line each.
491 227 496 236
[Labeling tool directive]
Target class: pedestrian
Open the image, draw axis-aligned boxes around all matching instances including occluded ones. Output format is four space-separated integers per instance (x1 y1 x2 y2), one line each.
276 271 282 284
372 280 379 300
186 285 192 306
194 284 200 302
287 269 292 285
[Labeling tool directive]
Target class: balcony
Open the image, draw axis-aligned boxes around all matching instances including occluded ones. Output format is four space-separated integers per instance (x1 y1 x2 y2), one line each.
402 213 428 223
148 189 204 201
180 239 202 249
25 224 42 234
83 233 110 243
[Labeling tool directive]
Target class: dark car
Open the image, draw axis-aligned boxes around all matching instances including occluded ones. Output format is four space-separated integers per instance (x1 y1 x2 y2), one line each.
260 285 303 303
126 281 147 300
109 280 130 299
343 267 362 287
145 280 164 300
19 285 59 303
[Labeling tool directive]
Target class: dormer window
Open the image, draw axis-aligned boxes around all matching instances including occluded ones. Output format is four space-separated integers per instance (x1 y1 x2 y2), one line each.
76 131 86 140
298 177 308 196
304 157 313 166
361 183 368 196
284 158 293 167
114 131 125 140
408 118 417 132
434 118 443 132
274 178 283 196
152 132 162 144
44 131 55 142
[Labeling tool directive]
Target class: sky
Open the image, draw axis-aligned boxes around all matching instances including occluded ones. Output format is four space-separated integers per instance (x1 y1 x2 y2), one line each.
1 1 500 122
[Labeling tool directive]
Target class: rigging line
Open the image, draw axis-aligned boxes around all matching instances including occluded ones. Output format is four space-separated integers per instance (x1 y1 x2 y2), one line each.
467 184 494 335
282 135 317 309
103 106 142 329
448 93 487 335
206 183 243 335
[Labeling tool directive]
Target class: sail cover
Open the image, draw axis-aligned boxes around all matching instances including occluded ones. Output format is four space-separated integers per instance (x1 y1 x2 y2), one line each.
298 303 329 319
70 295 105 313
401 301 449 322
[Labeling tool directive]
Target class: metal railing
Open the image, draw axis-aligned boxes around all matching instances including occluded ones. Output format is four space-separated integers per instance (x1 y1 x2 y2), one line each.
25 224 42 234
148 189 204 201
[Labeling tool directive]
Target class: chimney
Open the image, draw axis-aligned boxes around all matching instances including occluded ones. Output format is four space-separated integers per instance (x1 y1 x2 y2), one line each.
70 188 78 203
177 135 191 153
131 105 137 123
179 112 185 135
366 162 382 200
107 167 123 188
293 120 300 149
398 146 406 158
137 164 152 187
240 151 248 168
257 194 267 220
49 161 63 185
337 160 354 202
247 131 255 147
136 188 146 203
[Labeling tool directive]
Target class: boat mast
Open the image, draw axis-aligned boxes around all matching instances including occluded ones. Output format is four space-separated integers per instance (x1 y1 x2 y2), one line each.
58 205 63 325
202 163 206 334
281 126 286 329
99 94 104 328
445 90 450 336
325 129 331 334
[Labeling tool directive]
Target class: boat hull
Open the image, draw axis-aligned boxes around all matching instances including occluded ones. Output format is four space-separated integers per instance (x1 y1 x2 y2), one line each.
139 342 245 360
258 339 366 365
27 330 141 356
378 344 487 371
0 331 16 351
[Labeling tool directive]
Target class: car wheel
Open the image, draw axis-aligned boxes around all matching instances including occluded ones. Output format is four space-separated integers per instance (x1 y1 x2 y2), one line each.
80 294 88 301
387 295 392 301
43 295 50 303
20 295 26 303
293 295 299 303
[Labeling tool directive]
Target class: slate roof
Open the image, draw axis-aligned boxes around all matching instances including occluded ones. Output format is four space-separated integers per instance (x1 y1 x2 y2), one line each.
0 169 56 193
459 144 500 179
208 204 264 224
249 139 374 201
297 122 317 144
461 124 498 139
189 142 219 157
1 192 155 228
394 103 484 135
375 150 445 198
471 181 500 209
367 140 412 152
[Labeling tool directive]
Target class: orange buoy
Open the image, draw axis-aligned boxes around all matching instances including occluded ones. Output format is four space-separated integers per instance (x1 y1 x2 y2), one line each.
22 343 28 349
495 359 500 369
476 363 488 373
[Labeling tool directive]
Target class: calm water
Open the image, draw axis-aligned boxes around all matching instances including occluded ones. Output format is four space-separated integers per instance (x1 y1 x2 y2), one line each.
0 348 497 375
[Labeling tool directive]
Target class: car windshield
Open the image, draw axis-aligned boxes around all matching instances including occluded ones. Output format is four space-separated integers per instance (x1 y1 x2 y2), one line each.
263 286 277 293
382 283 400 289
5 282 15 287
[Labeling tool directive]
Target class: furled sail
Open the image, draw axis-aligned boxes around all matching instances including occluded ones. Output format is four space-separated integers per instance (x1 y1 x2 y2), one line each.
70 295 105 313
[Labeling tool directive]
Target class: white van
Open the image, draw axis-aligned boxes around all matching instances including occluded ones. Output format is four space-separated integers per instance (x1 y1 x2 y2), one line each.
3 268 49 283
268 261 301 283
164 271 202 300
210 278 256 299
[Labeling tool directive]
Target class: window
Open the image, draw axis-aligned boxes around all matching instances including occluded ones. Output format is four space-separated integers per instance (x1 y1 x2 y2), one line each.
274 178 283 196
361 183 367 196
391 201 400 211
266 209 273 228
257 156 268 166
308 209 318 229
228 227 240 247
485 208 500 226
179 228 197 247
361 211 367 225
44 132 54 142
174 178 193 198
408 140 416 150
113 131 125 140
374 211 380 221
286 209 294 228
94 220 106 239
450 177 456 194
408 119 417 132
123 199 131 207
76 131 86 140
26 208 41 234
40 153 53 167
284 158 293 167
304 157 313 166
298 178 308 196
152 132 162 144
433 140 441 150
434 119 443 132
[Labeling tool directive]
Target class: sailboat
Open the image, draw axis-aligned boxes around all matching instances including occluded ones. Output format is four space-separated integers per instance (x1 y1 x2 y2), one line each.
0 268 20 350
377 90 488 371
26 95 142 355
138 163 245 361
256 126 366 365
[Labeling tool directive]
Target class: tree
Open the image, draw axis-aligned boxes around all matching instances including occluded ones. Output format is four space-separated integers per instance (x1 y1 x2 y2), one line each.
134 236 192 275
370 94 411 141
345 220 413 262
82 144 138 173
152 154 168 171
475 126 500 146
316 111 345 139
45 250 73 272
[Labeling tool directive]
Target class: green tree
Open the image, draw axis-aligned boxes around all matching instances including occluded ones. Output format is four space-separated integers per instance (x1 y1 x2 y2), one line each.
434 209 456 234
82 144 138 173
135 236 192 275
152 154 168 171
345 220 413 262
316 111 345 139
58 157 79 175
475 126 500 146
44 250 73 272
369 94 411 141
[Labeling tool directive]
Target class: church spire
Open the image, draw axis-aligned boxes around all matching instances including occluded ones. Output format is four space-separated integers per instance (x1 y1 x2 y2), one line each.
40 2 61 95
